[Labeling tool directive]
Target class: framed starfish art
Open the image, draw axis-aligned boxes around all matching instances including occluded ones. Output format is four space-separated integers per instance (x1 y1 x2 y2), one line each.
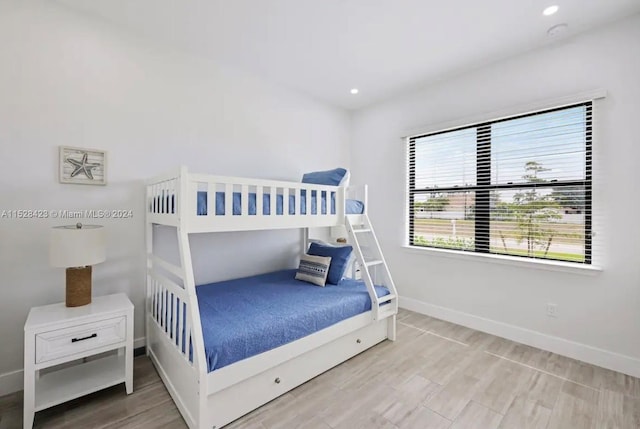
59 146 107 185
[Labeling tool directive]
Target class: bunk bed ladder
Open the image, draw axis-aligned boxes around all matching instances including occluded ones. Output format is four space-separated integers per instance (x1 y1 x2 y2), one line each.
345 214 398 322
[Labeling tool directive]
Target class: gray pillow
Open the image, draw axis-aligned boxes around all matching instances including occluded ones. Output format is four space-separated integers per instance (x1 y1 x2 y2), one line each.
295 254 332 286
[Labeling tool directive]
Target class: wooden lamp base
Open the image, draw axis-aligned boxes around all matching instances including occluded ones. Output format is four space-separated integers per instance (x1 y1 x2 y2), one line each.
66 266 92 307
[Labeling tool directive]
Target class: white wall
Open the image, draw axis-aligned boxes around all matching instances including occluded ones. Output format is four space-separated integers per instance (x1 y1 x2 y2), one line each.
0 1 350 390
352 15 640 375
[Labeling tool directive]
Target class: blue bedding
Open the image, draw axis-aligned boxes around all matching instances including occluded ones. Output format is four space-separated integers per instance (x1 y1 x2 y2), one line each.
153 192 364 215
196 191 364 216
196 269 389 372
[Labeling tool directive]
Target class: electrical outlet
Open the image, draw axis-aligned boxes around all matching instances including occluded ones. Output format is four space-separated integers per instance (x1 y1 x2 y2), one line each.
547 303 558 318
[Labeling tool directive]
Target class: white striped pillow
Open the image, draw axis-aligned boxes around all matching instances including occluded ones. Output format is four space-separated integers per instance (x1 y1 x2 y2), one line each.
295 254 332 286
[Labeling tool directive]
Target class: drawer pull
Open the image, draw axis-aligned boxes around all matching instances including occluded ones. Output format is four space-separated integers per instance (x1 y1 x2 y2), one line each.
274 377 281 384
356 339 362 344
71 333 97 343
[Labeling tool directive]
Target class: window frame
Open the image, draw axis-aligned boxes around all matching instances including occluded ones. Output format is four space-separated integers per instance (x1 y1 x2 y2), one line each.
408 101 593 265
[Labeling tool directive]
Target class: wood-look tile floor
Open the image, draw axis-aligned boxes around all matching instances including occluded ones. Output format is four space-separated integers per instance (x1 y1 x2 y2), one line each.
3 309 640 428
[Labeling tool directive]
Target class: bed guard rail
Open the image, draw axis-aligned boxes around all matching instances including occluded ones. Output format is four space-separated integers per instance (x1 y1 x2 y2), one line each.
146 167 348 232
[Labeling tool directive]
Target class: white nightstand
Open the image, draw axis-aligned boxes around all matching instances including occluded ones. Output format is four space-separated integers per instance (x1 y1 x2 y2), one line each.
23 293 134 429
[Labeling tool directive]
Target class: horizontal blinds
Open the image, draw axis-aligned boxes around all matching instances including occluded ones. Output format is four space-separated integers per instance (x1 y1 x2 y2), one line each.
490 106 588 185
408 102 594 265
411 128 477 188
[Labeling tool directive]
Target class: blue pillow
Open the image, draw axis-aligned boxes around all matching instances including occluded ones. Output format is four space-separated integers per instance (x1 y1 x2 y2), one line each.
308 242 353 284
302 168 348 186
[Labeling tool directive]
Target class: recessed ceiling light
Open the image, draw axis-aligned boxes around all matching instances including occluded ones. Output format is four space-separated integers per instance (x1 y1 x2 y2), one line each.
350 88 359 95
543 5 559 16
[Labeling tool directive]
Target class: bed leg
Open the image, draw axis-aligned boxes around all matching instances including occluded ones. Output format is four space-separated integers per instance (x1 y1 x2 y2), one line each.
387 315 397 341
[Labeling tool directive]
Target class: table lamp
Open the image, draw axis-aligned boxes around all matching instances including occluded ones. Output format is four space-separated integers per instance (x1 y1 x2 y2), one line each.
50 223 106 307
331 225 348 244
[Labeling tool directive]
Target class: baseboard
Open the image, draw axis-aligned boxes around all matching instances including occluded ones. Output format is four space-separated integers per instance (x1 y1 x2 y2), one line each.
400 296 640 379
0 336 147 396
0 369 23 397
134 337 146 350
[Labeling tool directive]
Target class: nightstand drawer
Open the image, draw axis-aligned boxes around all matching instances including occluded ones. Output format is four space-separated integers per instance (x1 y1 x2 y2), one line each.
35 316 126 364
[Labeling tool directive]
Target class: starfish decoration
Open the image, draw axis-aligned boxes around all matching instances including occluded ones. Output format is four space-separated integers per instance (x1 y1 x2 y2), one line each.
66 152 101 180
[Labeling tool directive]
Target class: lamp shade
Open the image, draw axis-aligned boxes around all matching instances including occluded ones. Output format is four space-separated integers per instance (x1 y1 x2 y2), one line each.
50 224 106 268
330 225 348 239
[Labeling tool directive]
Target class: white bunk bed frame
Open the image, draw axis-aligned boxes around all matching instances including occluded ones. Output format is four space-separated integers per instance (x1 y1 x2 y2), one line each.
145 166 397 429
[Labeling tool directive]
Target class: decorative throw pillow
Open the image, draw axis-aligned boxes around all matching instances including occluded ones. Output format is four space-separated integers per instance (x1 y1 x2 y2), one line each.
307 242 353 285
301 168 350 187
295 254 332 286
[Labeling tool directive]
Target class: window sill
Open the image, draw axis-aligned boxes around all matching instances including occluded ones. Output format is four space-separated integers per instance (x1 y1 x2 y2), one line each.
401 245 602 276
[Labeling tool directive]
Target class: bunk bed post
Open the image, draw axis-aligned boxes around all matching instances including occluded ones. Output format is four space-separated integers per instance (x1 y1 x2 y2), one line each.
387 313 397 341
362 184 369 215
145 184 152 356
176 166 209 426
302 227 309 251
337 186 346 225
177 227 208 425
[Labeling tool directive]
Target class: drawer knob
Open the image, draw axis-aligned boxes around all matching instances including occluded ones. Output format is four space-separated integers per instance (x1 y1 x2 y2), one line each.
71 333 97 343
274 377 281 384
356 339 362 344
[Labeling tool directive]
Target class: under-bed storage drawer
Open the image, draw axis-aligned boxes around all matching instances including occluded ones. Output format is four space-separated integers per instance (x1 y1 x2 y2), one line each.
205 318 389 428
35 316 126 364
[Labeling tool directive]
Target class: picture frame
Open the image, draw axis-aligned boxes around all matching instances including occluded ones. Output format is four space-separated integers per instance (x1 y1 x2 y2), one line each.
59 146 107 185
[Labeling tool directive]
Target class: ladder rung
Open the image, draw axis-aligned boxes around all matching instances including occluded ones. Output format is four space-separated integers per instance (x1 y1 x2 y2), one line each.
353 228 371 234
365 260 384 267
378 294 396 304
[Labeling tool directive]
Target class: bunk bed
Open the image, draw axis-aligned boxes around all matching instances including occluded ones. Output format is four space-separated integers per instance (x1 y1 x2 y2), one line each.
146 166 398 429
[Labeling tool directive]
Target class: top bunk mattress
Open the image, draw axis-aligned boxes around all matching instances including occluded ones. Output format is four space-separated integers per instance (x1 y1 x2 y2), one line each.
195 191 365 216
196 269 389 372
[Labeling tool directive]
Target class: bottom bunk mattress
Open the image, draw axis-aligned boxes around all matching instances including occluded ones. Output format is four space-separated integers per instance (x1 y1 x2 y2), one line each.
196 269 390 372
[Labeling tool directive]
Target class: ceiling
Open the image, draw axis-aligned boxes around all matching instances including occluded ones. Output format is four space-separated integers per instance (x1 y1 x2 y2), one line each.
55 0 640 110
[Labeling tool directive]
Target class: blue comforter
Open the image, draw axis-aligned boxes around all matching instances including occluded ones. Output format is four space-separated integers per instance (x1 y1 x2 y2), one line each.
155 192 364 215
196 269 389 372
196 191 364 216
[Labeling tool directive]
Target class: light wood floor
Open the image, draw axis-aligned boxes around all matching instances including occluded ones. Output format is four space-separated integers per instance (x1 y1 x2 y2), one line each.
2 309 640 428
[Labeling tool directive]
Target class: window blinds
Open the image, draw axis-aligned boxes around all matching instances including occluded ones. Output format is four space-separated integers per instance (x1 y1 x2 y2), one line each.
408 102 593 265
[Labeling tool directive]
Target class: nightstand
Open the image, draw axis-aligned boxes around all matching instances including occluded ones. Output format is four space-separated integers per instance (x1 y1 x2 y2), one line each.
23 293 134 429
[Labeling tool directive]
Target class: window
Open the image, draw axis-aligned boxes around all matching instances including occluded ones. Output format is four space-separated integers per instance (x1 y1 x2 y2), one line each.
408 102 592 264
